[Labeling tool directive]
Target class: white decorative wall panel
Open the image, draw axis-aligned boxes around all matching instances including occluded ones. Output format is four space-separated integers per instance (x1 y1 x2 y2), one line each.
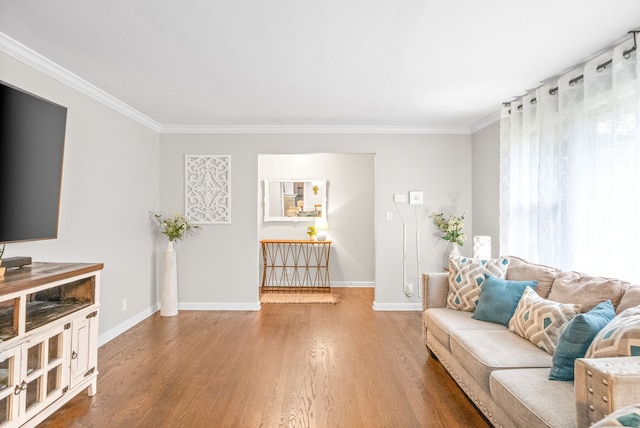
185 155 231 224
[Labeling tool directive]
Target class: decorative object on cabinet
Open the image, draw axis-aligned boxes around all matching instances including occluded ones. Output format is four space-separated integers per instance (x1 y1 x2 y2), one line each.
185 154 231 224
0 262 102 427
263 179 327 222
151 212 200 317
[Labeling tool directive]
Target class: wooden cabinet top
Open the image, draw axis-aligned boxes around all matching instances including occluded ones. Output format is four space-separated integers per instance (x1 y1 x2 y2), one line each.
0 262 104 297
260 240 331 244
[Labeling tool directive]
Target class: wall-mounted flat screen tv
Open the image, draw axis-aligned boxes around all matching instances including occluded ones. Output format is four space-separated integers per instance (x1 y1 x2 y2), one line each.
0 81 67 243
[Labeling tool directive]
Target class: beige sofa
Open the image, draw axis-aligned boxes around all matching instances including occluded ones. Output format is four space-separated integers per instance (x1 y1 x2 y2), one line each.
422 256 640 428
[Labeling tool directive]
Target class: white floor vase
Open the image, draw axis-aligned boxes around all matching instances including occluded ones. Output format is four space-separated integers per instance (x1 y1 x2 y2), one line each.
161 240 179 316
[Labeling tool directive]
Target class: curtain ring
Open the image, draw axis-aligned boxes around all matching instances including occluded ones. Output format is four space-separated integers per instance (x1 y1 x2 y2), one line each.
569 75 583 86
623 46 636 59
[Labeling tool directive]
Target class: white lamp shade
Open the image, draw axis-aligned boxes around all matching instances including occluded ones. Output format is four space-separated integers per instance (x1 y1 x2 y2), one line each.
315 218 329 240
473 236 492 259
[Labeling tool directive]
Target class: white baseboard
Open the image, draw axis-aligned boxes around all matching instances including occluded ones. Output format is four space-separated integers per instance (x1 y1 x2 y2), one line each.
330 281 375 288
179 302 261 311
372 301 421 311
98 303 159 346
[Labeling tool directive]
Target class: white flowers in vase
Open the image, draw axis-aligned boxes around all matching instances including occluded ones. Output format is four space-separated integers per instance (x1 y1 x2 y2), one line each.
151 212 201 242
431 212 466 246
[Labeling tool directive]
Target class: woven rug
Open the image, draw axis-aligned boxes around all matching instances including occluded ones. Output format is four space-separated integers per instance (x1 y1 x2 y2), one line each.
260 293 340 304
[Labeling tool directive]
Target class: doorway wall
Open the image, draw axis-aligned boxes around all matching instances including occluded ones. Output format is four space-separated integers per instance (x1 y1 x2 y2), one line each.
258 153 375 286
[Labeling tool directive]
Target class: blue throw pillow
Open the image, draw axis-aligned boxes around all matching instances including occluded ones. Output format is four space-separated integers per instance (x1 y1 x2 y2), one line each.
472 276 538 327
549 300 616 381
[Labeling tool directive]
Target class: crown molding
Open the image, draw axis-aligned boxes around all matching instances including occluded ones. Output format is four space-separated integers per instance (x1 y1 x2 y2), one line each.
469 110 500 134
1 31 474 136
0 32 162 132
160 124 471 135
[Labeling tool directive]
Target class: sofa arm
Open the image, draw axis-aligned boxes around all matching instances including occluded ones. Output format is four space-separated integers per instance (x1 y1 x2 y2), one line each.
575 357 640 428
421 272 448 310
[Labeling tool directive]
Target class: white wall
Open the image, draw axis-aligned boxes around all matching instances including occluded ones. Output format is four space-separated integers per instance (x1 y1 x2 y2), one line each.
471 121 500 258
258 153 375 285
160 133 472 310
0 51 160 342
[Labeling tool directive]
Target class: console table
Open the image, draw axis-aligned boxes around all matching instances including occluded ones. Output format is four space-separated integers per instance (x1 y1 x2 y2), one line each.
260 240 331 293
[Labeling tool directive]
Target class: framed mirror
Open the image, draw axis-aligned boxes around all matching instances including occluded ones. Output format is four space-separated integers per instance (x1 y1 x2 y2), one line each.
264 179 327 222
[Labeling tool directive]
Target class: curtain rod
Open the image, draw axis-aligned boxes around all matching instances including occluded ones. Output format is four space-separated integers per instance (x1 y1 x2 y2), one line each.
547 30 638 96
505 30 640 109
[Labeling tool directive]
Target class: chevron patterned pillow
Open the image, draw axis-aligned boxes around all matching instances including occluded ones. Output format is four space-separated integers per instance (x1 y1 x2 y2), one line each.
446 256 509 311
586 306 640 358
509 286 581 355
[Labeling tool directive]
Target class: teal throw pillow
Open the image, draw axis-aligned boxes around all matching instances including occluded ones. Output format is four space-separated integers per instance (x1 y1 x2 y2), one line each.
549 300 615 381
472 276 538 327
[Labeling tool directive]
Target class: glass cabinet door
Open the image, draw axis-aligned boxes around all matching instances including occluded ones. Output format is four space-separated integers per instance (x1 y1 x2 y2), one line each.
0 346 21 425
18 326 69 421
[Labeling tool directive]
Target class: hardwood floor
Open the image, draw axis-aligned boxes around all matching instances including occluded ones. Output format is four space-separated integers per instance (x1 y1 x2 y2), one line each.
38 288 489 428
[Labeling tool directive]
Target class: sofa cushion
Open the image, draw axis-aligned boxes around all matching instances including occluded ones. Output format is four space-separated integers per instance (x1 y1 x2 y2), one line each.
586 307 640 358
506 255 560 299
447 256 509 311
472 276 538 327
617 284 640 314
548 271 629 312
591 403 640 427
425 307 505 352
449 329 552 392
490 368 576 428
550 300 616 381
509 287 581 355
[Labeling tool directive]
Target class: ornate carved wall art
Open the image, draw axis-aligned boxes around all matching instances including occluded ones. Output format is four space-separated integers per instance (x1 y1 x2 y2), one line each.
185 154 231 224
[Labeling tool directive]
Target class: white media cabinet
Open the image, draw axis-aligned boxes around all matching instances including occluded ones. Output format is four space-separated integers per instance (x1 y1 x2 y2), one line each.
0 262 103 427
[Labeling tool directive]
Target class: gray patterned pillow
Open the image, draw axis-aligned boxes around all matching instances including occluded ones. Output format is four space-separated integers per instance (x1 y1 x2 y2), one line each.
591 404 640 427
586 307 640 358
447 256 509 311
508 287 581 355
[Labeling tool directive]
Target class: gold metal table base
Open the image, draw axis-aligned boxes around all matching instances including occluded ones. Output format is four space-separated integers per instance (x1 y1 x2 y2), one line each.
260 239 331 293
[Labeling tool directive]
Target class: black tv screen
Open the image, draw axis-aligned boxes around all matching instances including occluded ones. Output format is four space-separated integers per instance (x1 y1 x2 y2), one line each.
0 81 67 243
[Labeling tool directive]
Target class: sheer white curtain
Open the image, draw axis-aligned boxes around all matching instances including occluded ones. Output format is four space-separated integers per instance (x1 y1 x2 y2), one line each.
500 41 640 282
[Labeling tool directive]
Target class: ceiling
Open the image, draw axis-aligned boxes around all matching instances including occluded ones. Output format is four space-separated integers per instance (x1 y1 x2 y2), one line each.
2 1 640 133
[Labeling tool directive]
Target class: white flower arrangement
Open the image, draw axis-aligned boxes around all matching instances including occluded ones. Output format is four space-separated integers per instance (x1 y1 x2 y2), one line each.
431 212 466 246
152 212 201 242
